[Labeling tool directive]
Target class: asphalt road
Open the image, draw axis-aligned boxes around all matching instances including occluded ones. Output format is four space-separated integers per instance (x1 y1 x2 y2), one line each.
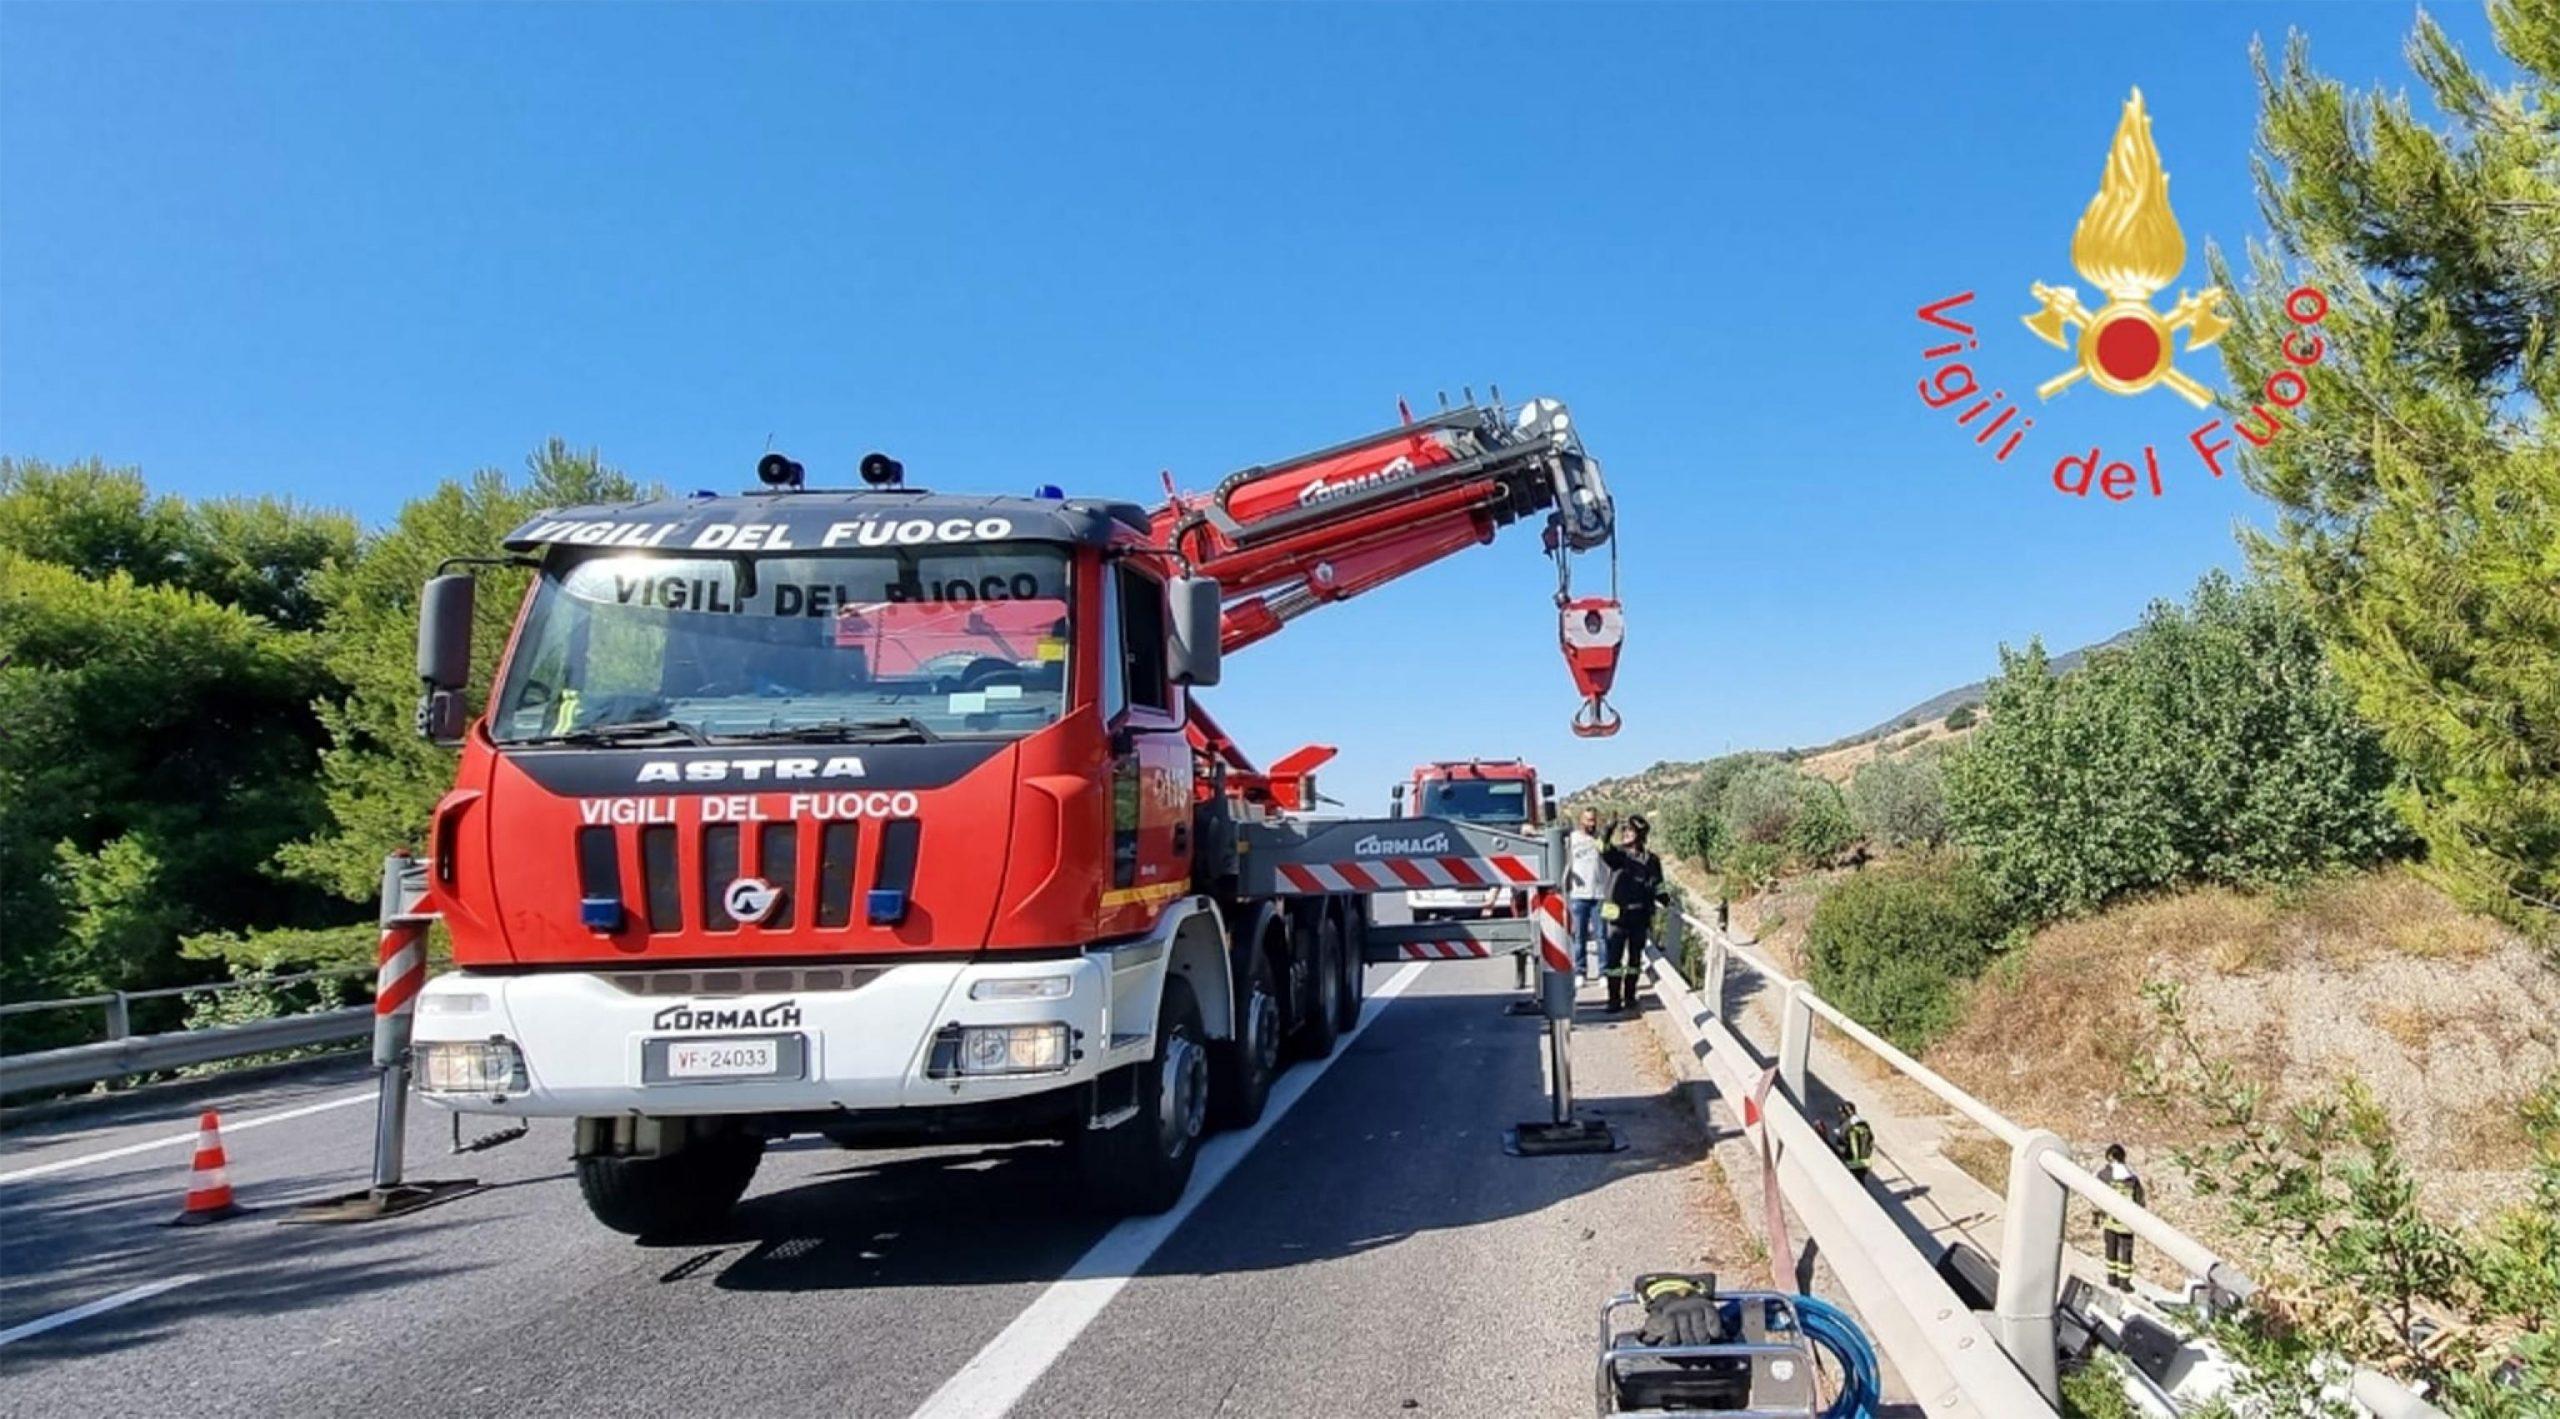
0 957 1750 1418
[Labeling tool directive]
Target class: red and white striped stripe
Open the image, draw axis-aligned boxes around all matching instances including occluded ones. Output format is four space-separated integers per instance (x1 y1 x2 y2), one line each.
1394 939 1497 961
1532 891 1574 974
1274 853 1540 895
375 920 427 1019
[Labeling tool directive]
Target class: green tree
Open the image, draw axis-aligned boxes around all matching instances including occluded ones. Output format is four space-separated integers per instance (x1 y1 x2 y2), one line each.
1849 753 1950 851
0 551 343 1019
0 459 354 630
273 441 642 905
2216 2 2560 939
1945 574 2404 920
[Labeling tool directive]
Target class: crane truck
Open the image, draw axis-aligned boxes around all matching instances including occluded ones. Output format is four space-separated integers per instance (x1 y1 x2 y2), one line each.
401 395 1622 1235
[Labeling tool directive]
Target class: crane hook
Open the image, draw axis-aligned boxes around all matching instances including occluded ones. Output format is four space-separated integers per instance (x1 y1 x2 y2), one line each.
1560 597 1625 738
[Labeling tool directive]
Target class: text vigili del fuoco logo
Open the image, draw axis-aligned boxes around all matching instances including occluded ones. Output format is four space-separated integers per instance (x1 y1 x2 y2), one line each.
1915 89 2333 501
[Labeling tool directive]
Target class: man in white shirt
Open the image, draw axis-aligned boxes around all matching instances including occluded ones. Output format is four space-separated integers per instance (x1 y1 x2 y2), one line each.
1566 807 1610 982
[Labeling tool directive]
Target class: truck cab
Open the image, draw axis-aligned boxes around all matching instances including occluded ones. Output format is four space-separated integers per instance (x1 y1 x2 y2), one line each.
1391 759 1556 920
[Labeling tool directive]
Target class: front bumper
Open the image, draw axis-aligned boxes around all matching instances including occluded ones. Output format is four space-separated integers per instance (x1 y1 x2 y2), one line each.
1406 886 1511 915
410 955 1120 1118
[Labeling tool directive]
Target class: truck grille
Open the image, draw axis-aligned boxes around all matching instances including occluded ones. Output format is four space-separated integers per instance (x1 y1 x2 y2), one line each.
575 818 919 936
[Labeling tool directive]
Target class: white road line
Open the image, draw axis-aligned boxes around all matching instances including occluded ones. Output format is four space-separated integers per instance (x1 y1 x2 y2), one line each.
0 1090 373 1187
909 962 1426 1419
0 1274 202 1348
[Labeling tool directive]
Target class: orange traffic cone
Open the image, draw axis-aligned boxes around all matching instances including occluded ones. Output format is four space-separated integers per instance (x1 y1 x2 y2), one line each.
171 1109 244 1225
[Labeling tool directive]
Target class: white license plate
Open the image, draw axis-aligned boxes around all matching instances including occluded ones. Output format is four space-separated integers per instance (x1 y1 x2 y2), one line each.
665 1038 782 1079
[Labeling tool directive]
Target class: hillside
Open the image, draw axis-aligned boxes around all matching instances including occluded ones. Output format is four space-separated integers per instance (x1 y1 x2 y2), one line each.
1567 631 2122 806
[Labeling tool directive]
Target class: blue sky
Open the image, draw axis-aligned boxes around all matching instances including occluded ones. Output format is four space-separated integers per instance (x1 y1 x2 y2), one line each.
0 2 2502 810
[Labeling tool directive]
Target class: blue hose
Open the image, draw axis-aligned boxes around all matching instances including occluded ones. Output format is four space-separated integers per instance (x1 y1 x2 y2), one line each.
1788 1294 1884 1419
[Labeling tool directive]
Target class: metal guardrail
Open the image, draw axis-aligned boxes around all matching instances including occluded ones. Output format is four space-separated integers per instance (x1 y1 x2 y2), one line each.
0 967 374 1097
1661 911 2446 1418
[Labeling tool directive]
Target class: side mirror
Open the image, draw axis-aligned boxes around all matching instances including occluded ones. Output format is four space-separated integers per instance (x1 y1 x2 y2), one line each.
1389 783 1406 819
1166 574 1222 688
415 574 476 745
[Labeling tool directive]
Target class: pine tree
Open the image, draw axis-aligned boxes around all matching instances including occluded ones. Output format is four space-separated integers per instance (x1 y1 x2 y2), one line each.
2214 1 2560 939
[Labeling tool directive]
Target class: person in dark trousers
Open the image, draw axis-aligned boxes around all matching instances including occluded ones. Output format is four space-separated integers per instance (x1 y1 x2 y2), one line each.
1598 815 1666 1013
2100 1143 2145 1292
1828 1100 1874 1184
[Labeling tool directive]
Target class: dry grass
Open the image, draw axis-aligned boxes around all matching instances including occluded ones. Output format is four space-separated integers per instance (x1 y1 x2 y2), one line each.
1926 866 2557 1239
2287 867 2506 966
1939 1130 2013 1196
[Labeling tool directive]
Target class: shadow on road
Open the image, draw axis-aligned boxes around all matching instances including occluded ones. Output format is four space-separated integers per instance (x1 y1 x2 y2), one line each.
671 985 1702 1295
0 1163 503 1370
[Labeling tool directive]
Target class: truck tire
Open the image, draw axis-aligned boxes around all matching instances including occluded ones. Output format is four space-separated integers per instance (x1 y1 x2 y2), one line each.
1074 978 1207 1215
1332 903 1366 1037
1211 937 1280 1129
1290 912 1344 1061
574 1127 764 1238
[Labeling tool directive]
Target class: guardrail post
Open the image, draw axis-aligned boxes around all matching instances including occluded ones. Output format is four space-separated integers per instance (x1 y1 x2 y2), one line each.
1702 930 1727 1018
1777 980 1812 1104
104 991 131 1041
1994 1128 2070 1405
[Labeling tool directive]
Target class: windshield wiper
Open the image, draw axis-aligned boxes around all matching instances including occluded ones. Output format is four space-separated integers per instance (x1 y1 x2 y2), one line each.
508 718 708 748
710 716 942 745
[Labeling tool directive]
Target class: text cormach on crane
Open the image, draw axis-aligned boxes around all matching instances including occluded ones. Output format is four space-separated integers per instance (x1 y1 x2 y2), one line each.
400 394 1621 1234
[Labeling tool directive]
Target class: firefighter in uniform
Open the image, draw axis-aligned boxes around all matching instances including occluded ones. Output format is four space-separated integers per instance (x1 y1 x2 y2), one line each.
1597 816 1666 1014
1830 1100 1874 1184
2099 1142 2145 1292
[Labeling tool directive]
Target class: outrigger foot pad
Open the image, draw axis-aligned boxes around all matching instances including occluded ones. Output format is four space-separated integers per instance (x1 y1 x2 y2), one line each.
281 1179 484 1224
1504 1118 1624 1157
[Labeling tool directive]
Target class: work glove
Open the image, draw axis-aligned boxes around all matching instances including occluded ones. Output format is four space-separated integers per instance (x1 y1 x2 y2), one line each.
1634 1273 1727 1348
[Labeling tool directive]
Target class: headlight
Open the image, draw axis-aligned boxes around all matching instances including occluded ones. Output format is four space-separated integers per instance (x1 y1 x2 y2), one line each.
417 1038 528 1094
929 1023 1071 1078
969 975 1072 1002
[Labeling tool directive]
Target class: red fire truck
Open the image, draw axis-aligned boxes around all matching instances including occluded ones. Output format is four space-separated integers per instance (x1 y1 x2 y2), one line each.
403 396 1621 1235
1392 760 1554 922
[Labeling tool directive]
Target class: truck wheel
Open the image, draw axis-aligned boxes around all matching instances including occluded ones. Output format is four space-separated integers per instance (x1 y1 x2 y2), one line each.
574 1127 764 1238
1290 913 1344 1060
1333 905 1366 1036
1075 978 1207 1215
1211 939 1280 1129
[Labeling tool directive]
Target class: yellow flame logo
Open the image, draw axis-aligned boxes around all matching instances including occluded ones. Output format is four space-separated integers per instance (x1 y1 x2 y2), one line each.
2024 88 2229 407
2072 90 2185 301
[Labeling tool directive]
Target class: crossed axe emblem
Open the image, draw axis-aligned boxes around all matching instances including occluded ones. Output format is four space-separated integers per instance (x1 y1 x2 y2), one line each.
2023 282 2232 408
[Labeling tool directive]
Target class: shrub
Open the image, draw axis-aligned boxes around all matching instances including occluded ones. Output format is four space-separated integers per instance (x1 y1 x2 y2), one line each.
1850 755 1949 851
1721 761 1811 846
1943 704 1977 730
1805 858 2010 1050
1722 841 1784 897
1786 778 1856 867
1945 572 2407 921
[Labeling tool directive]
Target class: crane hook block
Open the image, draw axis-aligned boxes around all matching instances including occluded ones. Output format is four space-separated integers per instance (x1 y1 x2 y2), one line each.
1561 597 1625 737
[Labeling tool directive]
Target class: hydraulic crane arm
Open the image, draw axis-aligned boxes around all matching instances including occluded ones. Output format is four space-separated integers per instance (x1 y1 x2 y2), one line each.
1150 394 1624 739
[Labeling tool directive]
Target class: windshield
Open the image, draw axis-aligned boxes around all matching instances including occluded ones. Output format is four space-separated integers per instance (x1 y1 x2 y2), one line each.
1417 778 1531 825
491 547 1073 744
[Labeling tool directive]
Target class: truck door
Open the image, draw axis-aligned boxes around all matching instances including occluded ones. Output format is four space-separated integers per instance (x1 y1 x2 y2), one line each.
1099 561 1190 932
